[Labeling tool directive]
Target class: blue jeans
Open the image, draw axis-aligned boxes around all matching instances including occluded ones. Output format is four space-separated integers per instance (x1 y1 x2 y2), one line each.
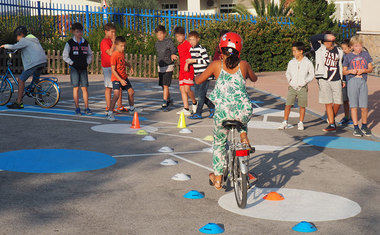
70 67 89 87
194 80 215 115
20 63 46 82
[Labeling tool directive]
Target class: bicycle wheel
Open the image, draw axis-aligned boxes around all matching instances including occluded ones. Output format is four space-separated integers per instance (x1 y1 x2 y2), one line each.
0 78 12 106
34 80 60 108
233 154 248 209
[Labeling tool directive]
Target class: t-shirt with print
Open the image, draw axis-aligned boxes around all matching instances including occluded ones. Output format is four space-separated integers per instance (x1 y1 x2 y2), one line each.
100 38 113 68
343 51 373 81
323 47 341 81
111 51 127 82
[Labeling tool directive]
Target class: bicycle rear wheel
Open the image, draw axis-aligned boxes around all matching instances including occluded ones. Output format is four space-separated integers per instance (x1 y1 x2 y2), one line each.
34 80 60 108
233 154 248 209
0 78 12 106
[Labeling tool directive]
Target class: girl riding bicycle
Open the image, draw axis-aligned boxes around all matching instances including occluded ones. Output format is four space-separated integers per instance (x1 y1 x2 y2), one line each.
195 32 257 190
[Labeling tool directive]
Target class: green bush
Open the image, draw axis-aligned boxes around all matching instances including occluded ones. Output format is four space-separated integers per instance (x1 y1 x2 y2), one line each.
197 19 305 71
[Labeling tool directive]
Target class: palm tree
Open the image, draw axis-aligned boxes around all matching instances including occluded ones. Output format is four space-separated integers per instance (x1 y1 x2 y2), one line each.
235 0 291 17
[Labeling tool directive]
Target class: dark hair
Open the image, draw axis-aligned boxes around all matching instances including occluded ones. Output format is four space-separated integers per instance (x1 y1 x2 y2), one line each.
174 26 185 35
155 25 166 33
14 26 28 37
188 31 199 38
219 30 229 38
292 42 305 52
115 36 126 44
71 22 83 31
341 38 350 46
221 47 240 69
104 22 116 31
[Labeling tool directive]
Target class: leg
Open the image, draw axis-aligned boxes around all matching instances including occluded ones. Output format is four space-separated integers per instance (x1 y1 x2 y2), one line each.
117 88 123 108
343 101 350 118
103 67 113 110
180 85 189 109
109 89 120 111
351 108 358 125
127 88 135 107
284 105 292 121
81 87 89 109
105 87 112 110
163 85 169 101
333 103 340 116
187 85 196 104
73 87 80 108
361 108 368 124
195 83 206 115
299 107 306 122
325 103 335 124
16 79 25 104
212 120 228 176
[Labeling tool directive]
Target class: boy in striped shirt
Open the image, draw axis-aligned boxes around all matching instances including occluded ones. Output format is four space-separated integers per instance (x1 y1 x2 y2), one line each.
185 31 215 119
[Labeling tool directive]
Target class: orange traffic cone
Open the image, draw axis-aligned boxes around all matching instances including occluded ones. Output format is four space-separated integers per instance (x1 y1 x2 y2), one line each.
263 192 284 201
131 112 141 129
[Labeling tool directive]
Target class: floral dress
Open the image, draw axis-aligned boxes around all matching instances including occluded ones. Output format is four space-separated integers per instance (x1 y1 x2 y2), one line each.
209 63 253 175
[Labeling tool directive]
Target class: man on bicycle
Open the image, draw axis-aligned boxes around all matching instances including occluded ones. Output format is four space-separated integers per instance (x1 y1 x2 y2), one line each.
1 26 47 109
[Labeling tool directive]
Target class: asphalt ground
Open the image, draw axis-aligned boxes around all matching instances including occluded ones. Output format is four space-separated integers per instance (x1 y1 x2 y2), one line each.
0 78 379 234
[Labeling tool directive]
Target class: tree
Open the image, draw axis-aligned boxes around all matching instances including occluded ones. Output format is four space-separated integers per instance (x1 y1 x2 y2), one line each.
235 0 291 17
109 0 159 9
292 0 338 39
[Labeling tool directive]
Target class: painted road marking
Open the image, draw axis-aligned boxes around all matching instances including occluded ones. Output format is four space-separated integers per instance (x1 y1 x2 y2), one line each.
91 124 158 134
218 187 361 222
0 113 101 124
303 136 380 151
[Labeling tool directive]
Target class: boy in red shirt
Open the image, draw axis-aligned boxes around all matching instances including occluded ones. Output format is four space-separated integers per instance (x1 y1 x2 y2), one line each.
174 27 197 116
106 36 134 121
100 23 125 113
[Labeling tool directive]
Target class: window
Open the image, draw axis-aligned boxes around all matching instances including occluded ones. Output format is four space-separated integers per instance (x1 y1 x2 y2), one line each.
220 3 236 13
162 3 178 12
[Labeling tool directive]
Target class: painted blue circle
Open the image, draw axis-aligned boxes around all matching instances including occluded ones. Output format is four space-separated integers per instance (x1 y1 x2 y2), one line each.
0 149 116 173
303 136 380 151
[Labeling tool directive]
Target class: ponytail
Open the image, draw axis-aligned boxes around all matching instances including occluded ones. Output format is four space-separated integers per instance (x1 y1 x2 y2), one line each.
221 47 240 69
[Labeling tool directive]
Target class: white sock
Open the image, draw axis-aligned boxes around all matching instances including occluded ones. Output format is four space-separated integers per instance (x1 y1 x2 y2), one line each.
299 121 303 124
130 105 134 109
283 120 288 123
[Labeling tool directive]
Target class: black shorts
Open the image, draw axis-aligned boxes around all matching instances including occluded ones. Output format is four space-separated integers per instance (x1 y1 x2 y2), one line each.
112 79 132 91
159 72 173 87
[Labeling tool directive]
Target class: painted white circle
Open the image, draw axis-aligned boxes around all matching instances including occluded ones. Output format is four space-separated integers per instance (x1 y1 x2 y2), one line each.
248 121 294 130
254 108 299 118
91 124 158 134
254 145 286 151
218 188 361 222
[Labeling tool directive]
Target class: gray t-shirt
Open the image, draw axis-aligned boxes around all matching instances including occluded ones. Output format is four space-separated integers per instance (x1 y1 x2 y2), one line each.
343 51 373 80
155 37 178 73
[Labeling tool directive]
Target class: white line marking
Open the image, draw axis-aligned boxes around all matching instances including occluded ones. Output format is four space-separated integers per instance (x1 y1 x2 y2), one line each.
252 102 261 108
0 113 101 124
154 131 212 146
263 114 268 122
113 150 205 158
169 153 213 172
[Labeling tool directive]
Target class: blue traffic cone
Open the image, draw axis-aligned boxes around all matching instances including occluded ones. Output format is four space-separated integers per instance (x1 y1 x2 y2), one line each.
199 223 224 234
292 221 317 233
183 190 204 199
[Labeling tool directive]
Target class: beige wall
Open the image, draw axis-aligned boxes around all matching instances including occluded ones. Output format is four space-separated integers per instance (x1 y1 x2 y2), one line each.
359 0 380 32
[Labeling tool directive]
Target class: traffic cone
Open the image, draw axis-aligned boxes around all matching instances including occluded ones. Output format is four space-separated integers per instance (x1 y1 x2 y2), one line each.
263 192 284 201
130 112 141 129
177 112 186 128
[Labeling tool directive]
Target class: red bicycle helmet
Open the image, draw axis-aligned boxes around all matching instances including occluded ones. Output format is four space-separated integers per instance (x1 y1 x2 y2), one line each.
219 32 243 54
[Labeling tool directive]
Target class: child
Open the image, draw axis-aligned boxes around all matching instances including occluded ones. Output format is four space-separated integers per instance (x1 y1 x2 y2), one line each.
154 25 178 111
63 22 93 115
311 31 344 132
100 23 126 114
174 26 197 116
343 36 373 136
185 31 215 119
338 39 353 126
195 32 258 190
106 36 135 122
279 42 314 131
1 26 47 109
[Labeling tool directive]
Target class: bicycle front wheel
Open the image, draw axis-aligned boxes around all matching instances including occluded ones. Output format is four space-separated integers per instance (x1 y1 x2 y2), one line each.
34 80 60 108
0 78 12 106
233 155 248 209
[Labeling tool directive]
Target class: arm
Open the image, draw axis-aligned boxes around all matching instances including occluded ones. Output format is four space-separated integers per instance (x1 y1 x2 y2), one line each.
244 61 258 82
111 65 127 85
169 40 178 61
62 43 74 65
195 61 218 84
285 62 292 83
343 66 357 76
305 61 315 84
310 34 325 51
357 63 373 75
87 44 93 65
105 38 115 56
2 39 28 50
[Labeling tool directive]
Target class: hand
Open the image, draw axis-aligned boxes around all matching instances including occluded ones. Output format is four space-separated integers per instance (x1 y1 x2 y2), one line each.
325 34 336 42
120 80 127 86
171 54 178 61
186 58 196 64
111 35 116 43
342 81 346 88
357 69 364 75
129 68 134 75
184 63 189 72
351 69 357 75
0 45 5 48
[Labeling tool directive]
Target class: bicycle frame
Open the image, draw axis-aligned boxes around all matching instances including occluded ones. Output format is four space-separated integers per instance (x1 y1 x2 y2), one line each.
0 66 17 93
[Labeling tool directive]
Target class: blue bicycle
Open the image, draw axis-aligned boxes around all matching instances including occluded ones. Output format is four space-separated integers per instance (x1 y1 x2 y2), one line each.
0 50 60 108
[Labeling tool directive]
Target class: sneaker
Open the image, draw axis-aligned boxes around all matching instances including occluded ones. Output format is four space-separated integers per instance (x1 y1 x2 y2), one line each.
117 106 128 112
7 102 24 109
298 122 304 131
192 103 198 114
106 112 116 122
353 128 364 137
278 121 289 130
188 114 202 119
84 108 93 115
129 106 136 113
361 126 372 136
75 108 82 116
323 124 336 132
208 108 215 118
177 108 192 116
338 117 351 126
161 104 169 112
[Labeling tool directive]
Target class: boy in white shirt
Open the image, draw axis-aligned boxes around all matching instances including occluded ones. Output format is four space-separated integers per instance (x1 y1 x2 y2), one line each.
279 42 314 130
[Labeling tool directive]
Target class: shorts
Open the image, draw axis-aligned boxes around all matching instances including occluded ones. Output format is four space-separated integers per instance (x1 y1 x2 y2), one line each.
317 79 343 104
286 86 308 107
20 63 46 82
179 70 194 86
112 79 132 91
347 77 368 108
102 67 112 88
342 85 349 102
159 72 173 87
70 67 89 88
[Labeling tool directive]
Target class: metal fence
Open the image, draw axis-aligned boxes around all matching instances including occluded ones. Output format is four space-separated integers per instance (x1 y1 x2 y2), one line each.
0 0 359 38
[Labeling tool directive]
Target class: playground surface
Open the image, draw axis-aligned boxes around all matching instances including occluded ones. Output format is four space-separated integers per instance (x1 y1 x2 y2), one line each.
0 75 379 234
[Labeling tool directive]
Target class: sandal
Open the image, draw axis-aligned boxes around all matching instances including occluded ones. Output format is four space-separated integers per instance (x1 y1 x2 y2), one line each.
209 173 222 190
240 132 255 153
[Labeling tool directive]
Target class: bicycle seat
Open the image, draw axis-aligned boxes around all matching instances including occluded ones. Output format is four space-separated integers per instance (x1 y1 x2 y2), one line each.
222 120 243 130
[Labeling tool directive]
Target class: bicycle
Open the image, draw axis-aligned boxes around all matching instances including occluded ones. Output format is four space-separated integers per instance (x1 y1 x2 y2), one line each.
210 120 257 209
0 50 60 108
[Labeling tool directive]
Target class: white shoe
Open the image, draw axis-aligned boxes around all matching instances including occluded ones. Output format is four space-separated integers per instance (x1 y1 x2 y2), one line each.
192 103 198 114
106 112 116 122
298 122 304 130
176 108 192 116
278 121 289 130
